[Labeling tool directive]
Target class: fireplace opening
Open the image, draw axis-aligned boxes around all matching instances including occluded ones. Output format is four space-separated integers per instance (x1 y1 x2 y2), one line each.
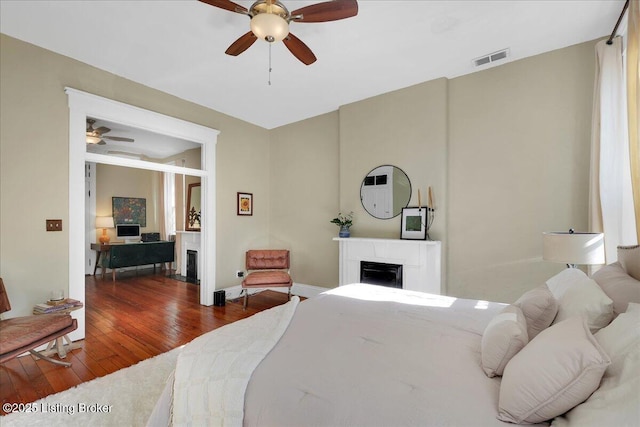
186 249 198 284
360 261 402 289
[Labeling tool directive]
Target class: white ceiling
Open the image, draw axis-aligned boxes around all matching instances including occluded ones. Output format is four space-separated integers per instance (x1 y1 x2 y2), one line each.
86 117 201 160
0 0 624 130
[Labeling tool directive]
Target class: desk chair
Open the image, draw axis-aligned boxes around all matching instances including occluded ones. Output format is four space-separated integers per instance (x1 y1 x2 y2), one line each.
0 278 78 367
241 250 292 309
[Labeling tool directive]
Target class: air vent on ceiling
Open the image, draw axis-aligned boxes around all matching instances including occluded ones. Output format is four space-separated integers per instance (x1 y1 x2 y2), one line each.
473 48 510 67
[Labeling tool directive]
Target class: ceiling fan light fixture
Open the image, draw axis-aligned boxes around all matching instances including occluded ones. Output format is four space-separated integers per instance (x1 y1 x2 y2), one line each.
86 135 101 144
202 0 358 65
251 13 289 42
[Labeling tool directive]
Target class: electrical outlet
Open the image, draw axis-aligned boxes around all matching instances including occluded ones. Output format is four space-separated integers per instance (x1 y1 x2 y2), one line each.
46 219 63 231
236 271 244 278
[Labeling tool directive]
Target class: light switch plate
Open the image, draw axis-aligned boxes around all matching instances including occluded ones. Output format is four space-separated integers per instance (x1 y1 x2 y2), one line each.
46 219 62 231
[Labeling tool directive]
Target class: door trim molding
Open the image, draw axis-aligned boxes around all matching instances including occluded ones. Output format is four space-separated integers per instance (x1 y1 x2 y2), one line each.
66 88 219 340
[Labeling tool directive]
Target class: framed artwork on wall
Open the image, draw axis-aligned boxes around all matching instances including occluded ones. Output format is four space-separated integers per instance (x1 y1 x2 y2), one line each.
400 207 426 240
237 192 253 216
112 197 147 226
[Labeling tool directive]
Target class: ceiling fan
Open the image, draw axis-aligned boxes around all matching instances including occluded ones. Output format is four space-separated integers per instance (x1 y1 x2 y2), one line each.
199 0 358 65
86 119 135 145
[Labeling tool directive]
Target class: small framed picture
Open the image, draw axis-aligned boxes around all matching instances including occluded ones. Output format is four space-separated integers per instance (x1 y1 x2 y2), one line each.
237 192 253 216
400 207 427 240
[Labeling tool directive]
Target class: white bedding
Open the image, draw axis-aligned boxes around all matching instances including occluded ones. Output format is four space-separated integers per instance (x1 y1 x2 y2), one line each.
172 296 300 426
157 284 549 426
244 284 528 426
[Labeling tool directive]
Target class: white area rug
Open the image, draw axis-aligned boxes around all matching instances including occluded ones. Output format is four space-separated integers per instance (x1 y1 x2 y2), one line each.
2 346 181 426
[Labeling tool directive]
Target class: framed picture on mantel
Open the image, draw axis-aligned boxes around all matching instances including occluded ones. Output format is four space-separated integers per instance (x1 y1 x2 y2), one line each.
400 207 427 240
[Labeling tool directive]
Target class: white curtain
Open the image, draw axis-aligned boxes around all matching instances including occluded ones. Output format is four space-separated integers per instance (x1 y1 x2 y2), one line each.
627 0 640 243
589 36 638 263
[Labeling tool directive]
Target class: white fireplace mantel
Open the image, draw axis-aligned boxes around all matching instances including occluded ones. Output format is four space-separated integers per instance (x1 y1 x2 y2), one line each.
334 237 442 294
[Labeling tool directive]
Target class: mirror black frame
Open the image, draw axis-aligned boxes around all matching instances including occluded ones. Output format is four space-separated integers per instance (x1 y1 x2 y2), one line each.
360 165 411 220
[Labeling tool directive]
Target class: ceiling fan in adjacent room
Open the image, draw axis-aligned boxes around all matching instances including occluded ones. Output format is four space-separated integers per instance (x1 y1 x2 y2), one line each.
200 0 358 65
86 119 135 145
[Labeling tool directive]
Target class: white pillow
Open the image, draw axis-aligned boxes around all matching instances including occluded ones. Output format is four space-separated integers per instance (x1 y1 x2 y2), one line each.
546 268 614 332
617 245 640 281
481 305 528 377
498 316 611 424
595 302 640 371
592 262 640 316
551 303 640 427
514 284 558 339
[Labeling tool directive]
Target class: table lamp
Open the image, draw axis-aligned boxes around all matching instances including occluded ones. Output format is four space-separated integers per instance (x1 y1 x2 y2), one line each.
96 216 115 244
542 229 605 268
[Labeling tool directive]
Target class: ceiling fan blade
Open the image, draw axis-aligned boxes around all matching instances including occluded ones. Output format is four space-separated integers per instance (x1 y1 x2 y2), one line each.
95 126 111 135
291 0 358 23
198 0 248 14
225 31 258 56
283 33 317 65
103 136 135 142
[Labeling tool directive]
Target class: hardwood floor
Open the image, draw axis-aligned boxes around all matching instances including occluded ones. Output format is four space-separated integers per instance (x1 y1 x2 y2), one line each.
0 270 294 414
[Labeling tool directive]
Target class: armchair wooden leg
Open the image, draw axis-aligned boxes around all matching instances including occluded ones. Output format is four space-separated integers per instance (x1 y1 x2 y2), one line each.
288 287 291 301
29 349 72 367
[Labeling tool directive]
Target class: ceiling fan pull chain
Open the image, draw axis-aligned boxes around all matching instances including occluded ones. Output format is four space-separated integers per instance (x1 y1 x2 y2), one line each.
268 42 273 86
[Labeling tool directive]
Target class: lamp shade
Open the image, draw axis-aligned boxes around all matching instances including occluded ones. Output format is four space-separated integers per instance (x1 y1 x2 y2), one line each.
542 231 605 265
96 216 114 229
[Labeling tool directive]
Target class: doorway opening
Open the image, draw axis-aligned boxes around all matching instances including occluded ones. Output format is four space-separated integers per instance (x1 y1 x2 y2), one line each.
67 88 219 341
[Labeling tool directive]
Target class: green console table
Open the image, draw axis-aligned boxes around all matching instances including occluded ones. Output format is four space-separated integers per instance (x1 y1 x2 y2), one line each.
98 241 175 281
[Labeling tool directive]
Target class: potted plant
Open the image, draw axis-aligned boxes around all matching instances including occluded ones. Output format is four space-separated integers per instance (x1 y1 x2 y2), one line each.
331 212 354 238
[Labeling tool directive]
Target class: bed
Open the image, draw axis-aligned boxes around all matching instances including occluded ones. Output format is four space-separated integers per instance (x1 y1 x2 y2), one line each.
148 247 640 427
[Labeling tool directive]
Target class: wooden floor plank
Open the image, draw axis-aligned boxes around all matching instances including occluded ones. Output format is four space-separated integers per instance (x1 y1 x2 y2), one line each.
17 355 56 401
1 270 296 415
70 351 110 379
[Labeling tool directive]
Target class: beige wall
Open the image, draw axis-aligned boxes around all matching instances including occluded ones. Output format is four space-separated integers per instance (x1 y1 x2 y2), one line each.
0 32 598 315
0 34 270 316
95 165 162 242
269 112 340 287
338 78 449 241
298 41 596 299
447 40 596 302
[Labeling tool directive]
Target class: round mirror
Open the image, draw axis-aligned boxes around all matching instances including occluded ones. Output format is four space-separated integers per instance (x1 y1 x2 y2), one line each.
360 165 411 219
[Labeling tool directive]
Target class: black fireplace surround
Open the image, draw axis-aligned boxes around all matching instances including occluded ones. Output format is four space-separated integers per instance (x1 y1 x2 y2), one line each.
360 261 403 289
186 249 198 284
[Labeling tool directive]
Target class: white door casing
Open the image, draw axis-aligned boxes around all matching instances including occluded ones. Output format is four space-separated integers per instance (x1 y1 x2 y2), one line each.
85 162 97 275
67 88 219 341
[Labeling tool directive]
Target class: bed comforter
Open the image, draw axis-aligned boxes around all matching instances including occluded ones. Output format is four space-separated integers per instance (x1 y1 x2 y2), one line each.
245 284 535 426
159 284 548 426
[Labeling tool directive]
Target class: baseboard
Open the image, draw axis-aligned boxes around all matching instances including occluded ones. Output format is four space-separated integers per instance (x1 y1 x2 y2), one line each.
220 282 331 300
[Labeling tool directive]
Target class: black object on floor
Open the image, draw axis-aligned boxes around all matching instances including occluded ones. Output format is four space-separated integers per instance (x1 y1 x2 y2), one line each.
214 290 226 306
